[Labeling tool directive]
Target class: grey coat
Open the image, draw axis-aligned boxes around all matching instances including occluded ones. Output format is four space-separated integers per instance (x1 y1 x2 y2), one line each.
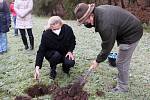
94 5 143 63
0 0 11 33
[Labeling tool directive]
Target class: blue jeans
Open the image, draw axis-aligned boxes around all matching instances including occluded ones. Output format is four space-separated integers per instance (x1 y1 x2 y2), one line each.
13 16 18 36
0 33 8 53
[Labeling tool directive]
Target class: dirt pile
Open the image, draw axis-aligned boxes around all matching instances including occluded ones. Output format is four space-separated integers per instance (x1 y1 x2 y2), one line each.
24 84 48 98
15 81 105 100
14 95 32 100
17 82 89 100
96 89 105 97
52 82 89 100
23 82 59 98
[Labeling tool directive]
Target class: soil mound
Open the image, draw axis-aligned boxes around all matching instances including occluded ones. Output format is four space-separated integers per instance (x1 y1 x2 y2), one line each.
14 95 32 100
18 82 91 99
24 84 48 98
52 82 89 100
96 89 105 97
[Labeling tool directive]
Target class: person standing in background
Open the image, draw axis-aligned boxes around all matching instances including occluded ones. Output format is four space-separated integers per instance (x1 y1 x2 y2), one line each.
0 0 11 54
14 0 34 50
10 0 18 36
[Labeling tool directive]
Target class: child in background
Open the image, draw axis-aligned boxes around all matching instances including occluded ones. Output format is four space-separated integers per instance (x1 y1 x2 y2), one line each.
14 0 34 50
10 0 18 36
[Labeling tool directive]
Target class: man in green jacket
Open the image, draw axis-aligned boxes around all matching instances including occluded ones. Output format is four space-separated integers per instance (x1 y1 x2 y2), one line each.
74 3 143 92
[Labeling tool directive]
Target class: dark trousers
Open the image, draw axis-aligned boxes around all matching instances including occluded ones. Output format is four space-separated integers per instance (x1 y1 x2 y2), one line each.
19 28 34 49
13 16 18 36
45 51 75 73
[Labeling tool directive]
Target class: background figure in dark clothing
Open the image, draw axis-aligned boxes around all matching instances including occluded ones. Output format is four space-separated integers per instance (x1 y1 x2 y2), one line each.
14 0 34 50
34 16 76 80
0 0 11 54
74 3 143 92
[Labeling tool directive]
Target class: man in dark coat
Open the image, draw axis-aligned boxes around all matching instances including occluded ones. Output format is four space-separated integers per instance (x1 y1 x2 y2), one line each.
74 3 143 92
0 0 11 54
34 16 76 80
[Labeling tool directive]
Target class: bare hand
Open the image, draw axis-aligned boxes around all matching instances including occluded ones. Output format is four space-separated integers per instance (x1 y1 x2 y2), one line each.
65 52 75 60
34 66 40 80
90 60 99 69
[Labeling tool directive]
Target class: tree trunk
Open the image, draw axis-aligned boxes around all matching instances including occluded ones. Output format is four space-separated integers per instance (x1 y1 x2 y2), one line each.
108 0 112 5
144 0 150 7
120 0 125 8
114 0 118 6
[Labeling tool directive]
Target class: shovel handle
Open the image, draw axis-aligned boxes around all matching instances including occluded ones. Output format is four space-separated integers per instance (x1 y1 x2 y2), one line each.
80 66 94 85
83 65 94 80
89 65 94 70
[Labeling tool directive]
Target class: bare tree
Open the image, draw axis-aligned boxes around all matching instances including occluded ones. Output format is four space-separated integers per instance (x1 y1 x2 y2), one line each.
144 0 150 7
128 0 139 6
108 0 125 8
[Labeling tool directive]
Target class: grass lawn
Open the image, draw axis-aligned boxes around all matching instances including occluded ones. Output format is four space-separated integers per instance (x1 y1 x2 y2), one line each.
0 16 150 100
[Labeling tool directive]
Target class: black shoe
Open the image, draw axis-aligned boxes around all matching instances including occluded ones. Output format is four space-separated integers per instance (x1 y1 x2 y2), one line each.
64 70 70 75
25 45 29 50
62 67 70 76
66 72 70 77
50 70 56 80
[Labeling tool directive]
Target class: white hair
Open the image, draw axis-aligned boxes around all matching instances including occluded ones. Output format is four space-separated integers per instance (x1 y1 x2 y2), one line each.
45 16 64 30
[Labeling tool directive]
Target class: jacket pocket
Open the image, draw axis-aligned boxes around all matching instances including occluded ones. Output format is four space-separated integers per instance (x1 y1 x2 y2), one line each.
2 15 7 25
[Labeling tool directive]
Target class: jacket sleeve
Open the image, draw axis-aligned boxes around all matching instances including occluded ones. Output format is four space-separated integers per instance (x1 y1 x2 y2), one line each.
35 31 47 69
14 0 33 18
21 0 33 18
14 0 22 17
4 1 11 27
68 27 76 52
9 4 13 13
96 25 117 63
